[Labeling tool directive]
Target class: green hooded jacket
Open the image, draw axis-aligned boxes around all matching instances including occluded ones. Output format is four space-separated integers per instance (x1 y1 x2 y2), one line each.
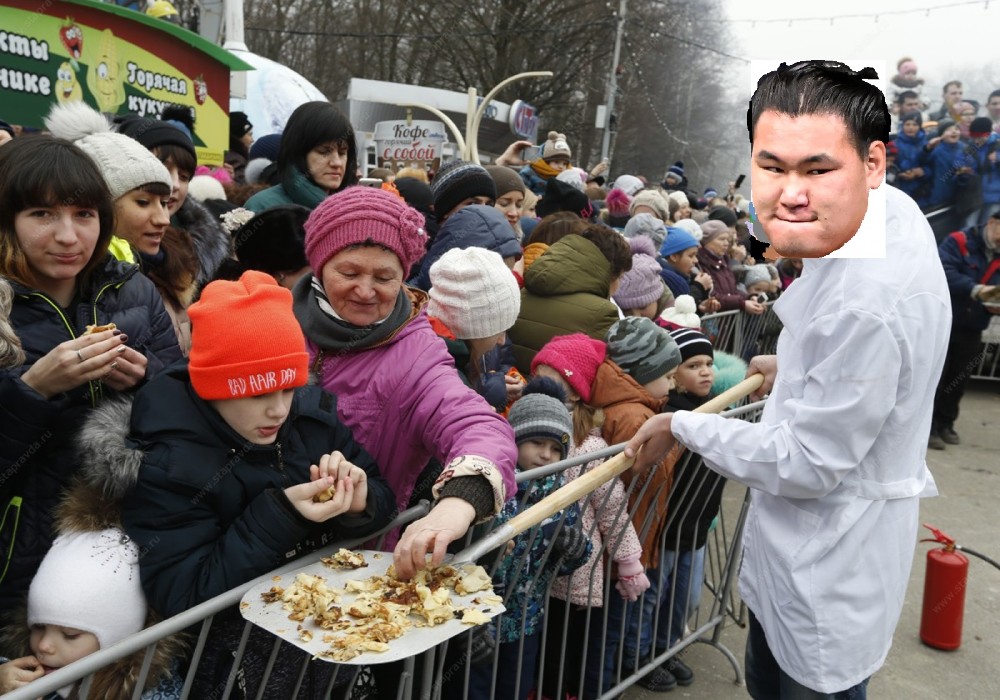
509 234 620 373
244 167 329 213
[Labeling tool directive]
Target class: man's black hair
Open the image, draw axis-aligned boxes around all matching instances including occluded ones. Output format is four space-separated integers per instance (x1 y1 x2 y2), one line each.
988 88 1000 102
896 89 918 105
747 60 890 160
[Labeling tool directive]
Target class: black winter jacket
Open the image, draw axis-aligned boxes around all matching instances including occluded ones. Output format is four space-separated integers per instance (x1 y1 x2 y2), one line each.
120 363 395 618
0 256 182 610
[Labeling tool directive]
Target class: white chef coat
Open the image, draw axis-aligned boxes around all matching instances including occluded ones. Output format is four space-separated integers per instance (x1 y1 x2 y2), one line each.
671 185 951 693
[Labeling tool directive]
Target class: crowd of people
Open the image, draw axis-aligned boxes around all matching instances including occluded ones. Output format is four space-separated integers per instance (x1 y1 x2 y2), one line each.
0 55 996 700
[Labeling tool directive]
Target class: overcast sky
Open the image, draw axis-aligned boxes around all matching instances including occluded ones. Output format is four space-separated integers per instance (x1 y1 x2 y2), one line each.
722 0 1000 106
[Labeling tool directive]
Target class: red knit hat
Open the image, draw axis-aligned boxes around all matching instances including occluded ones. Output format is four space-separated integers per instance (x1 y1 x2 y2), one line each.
531 333 606 403
188 270 309 400
304 186 428 277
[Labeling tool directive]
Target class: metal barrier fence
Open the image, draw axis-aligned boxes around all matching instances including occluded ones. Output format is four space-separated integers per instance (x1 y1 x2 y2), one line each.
2 401 765 700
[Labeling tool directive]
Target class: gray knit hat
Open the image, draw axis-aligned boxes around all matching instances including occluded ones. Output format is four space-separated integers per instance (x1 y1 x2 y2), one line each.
606 316 681 385
507 377 572 459
743 264 772 288
485 165 525 197
43 101 171 201
431 160 497 220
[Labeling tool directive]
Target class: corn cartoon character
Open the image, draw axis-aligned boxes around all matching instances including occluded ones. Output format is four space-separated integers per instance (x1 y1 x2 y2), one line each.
55 62 82 104
86 29 125 114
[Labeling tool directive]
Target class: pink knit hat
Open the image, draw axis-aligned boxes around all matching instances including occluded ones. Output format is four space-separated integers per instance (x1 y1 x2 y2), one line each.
304 187 428 276
531 333 606 403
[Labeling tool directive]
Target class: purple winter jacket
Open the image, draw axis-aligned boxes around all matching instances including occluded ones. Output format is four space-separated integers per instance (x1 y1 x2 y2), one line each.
308 307 517 543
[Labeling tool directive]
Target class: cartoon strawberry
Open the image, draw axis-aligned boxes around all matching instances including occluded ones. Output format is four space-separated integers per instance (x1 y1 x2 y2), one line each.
193 75 208 105
59 18 83 70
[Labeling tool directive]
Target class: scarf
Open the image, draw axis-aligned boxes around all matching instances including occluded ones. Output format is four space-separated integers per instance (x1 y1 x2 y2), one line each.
530 158 570 180
292 274 414 353
283 167 331 210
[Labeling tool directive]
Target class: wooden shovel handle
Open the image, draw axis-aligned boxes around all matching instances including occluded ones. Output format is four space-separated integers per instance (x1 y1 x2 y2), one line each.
492 373 765 545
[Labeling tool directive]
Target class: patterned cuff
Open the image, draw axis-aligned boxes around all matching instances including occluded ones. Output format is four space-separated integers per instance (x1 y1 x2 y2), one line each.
432 455 506 522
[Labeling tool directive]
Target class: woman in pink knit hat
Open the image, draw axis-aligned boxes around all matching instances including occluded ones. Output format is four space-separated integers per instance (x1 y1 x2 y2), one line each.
293 186 517 581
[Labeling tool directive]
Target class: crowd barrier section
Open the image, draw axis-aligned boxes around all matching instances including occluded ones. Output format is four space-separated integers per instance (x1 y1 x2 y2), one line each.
2 400 766 700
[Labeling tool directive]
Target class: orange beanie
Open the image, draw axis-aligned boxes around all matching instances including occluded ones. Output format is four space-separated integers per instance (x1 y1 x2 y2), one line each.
188 270 309 400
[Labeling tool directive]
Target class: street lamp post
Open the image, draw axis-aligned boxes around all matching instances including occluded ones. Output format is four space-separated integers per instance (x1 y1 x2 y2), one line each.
392 102 468 157
466 71 553 161
601 0 627 163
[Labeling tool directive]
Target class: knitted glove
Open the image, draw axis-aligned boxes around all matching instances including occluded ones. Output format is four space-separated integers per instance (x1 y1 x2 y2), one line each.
615 556 651 602
550 523 589 563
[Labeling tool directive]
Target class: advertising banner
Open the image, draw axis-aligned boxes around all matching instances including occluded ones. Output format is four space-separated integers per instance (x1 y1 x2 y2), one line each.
372 120 446 173
0 0 252 164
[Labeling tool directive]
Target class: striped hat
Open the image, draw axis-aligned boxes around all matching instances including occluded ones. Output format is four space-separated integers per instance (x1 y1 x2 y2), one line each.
669 327 714 362
606 316 681 385
508 377 572 459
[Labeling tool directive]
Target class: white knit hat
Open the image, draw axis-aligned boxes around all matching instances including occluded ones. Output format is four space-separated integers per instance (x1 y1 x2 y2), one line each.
613 174 644 197
667 190 689 208
672 218 703 242
44 101 171 201
428 247 520 340
658 295 701 329
28 529 147 650
188 174 227 202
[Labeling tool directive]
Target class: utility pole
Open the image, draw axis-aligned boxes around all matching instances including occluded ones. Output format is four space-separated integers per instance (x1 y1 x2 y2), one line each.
600 0 627 163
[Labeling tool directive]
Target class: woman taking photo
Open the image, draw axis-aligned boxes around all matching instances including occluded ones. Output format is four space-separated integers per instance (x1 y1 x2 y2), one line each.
0 136 181 612
245 101 360 213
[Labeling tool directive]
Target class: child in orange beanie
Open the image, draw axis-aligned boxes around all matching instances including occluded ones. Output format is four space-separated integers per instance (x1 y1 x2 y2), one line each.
121 270 394 698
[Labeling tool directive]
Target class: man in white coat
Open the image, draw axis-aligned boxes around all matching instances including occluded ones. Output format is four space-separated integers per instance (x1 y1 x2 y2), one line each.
626 61 951 699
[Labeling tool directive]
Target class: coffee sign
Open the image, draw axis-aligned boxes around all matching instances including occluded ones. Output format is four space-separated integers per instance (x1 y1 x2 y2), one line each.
372 120 446 172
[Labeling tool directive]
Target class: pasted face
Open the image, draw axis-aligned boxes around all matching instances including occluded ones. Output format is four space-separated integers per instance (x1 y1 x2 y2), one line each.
751 111 884 258
114 189 170 255
30 624 100 675
15 204 100 301
495 191 524 228
902 119 920 138
210 388 295 445
675 355 714 397
669 246 699 276
306 140 349 192
320 245 404 327
517 437 564 469
643 369 676 400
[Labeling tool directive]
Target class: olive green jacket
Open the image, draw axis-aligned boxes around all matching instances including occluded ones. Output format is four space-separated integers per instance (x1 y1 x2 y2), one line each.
510 234 620 374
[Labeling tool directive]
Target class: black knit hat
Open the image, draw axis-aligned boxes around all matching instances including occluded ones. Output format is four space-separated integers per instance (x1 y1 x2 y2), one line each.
901 111 922 127
232 205 310 274
536 177 593 220
431 160 497 220
230 111 252 140
708 205 737 228
117 116 196 161
395 177 434 213
970 116 993 137
668 327 714 362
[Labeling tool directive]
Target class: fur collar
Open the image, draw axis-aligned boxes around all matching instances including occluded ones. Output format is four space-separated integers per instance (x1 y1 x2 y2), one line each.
173 196 233 287
0 603 187 700
56 397 142 533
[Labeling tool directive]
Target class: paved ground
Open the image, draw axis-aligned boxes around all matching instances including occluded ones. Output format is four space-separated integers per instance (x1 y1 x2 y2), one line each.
625 381 1000 700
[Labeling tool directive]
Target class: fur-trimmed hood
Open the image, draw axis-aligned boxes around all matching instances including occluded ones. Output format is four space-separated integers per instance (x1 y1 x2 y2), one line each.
56 396 142 533
0 602 186 700
172 195 233 287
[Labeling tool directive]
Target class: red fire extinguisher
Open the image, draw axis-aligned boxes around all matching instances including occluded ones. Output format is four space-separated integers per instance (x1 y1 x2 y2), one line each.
919 524 1000 650
919 525 968 650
